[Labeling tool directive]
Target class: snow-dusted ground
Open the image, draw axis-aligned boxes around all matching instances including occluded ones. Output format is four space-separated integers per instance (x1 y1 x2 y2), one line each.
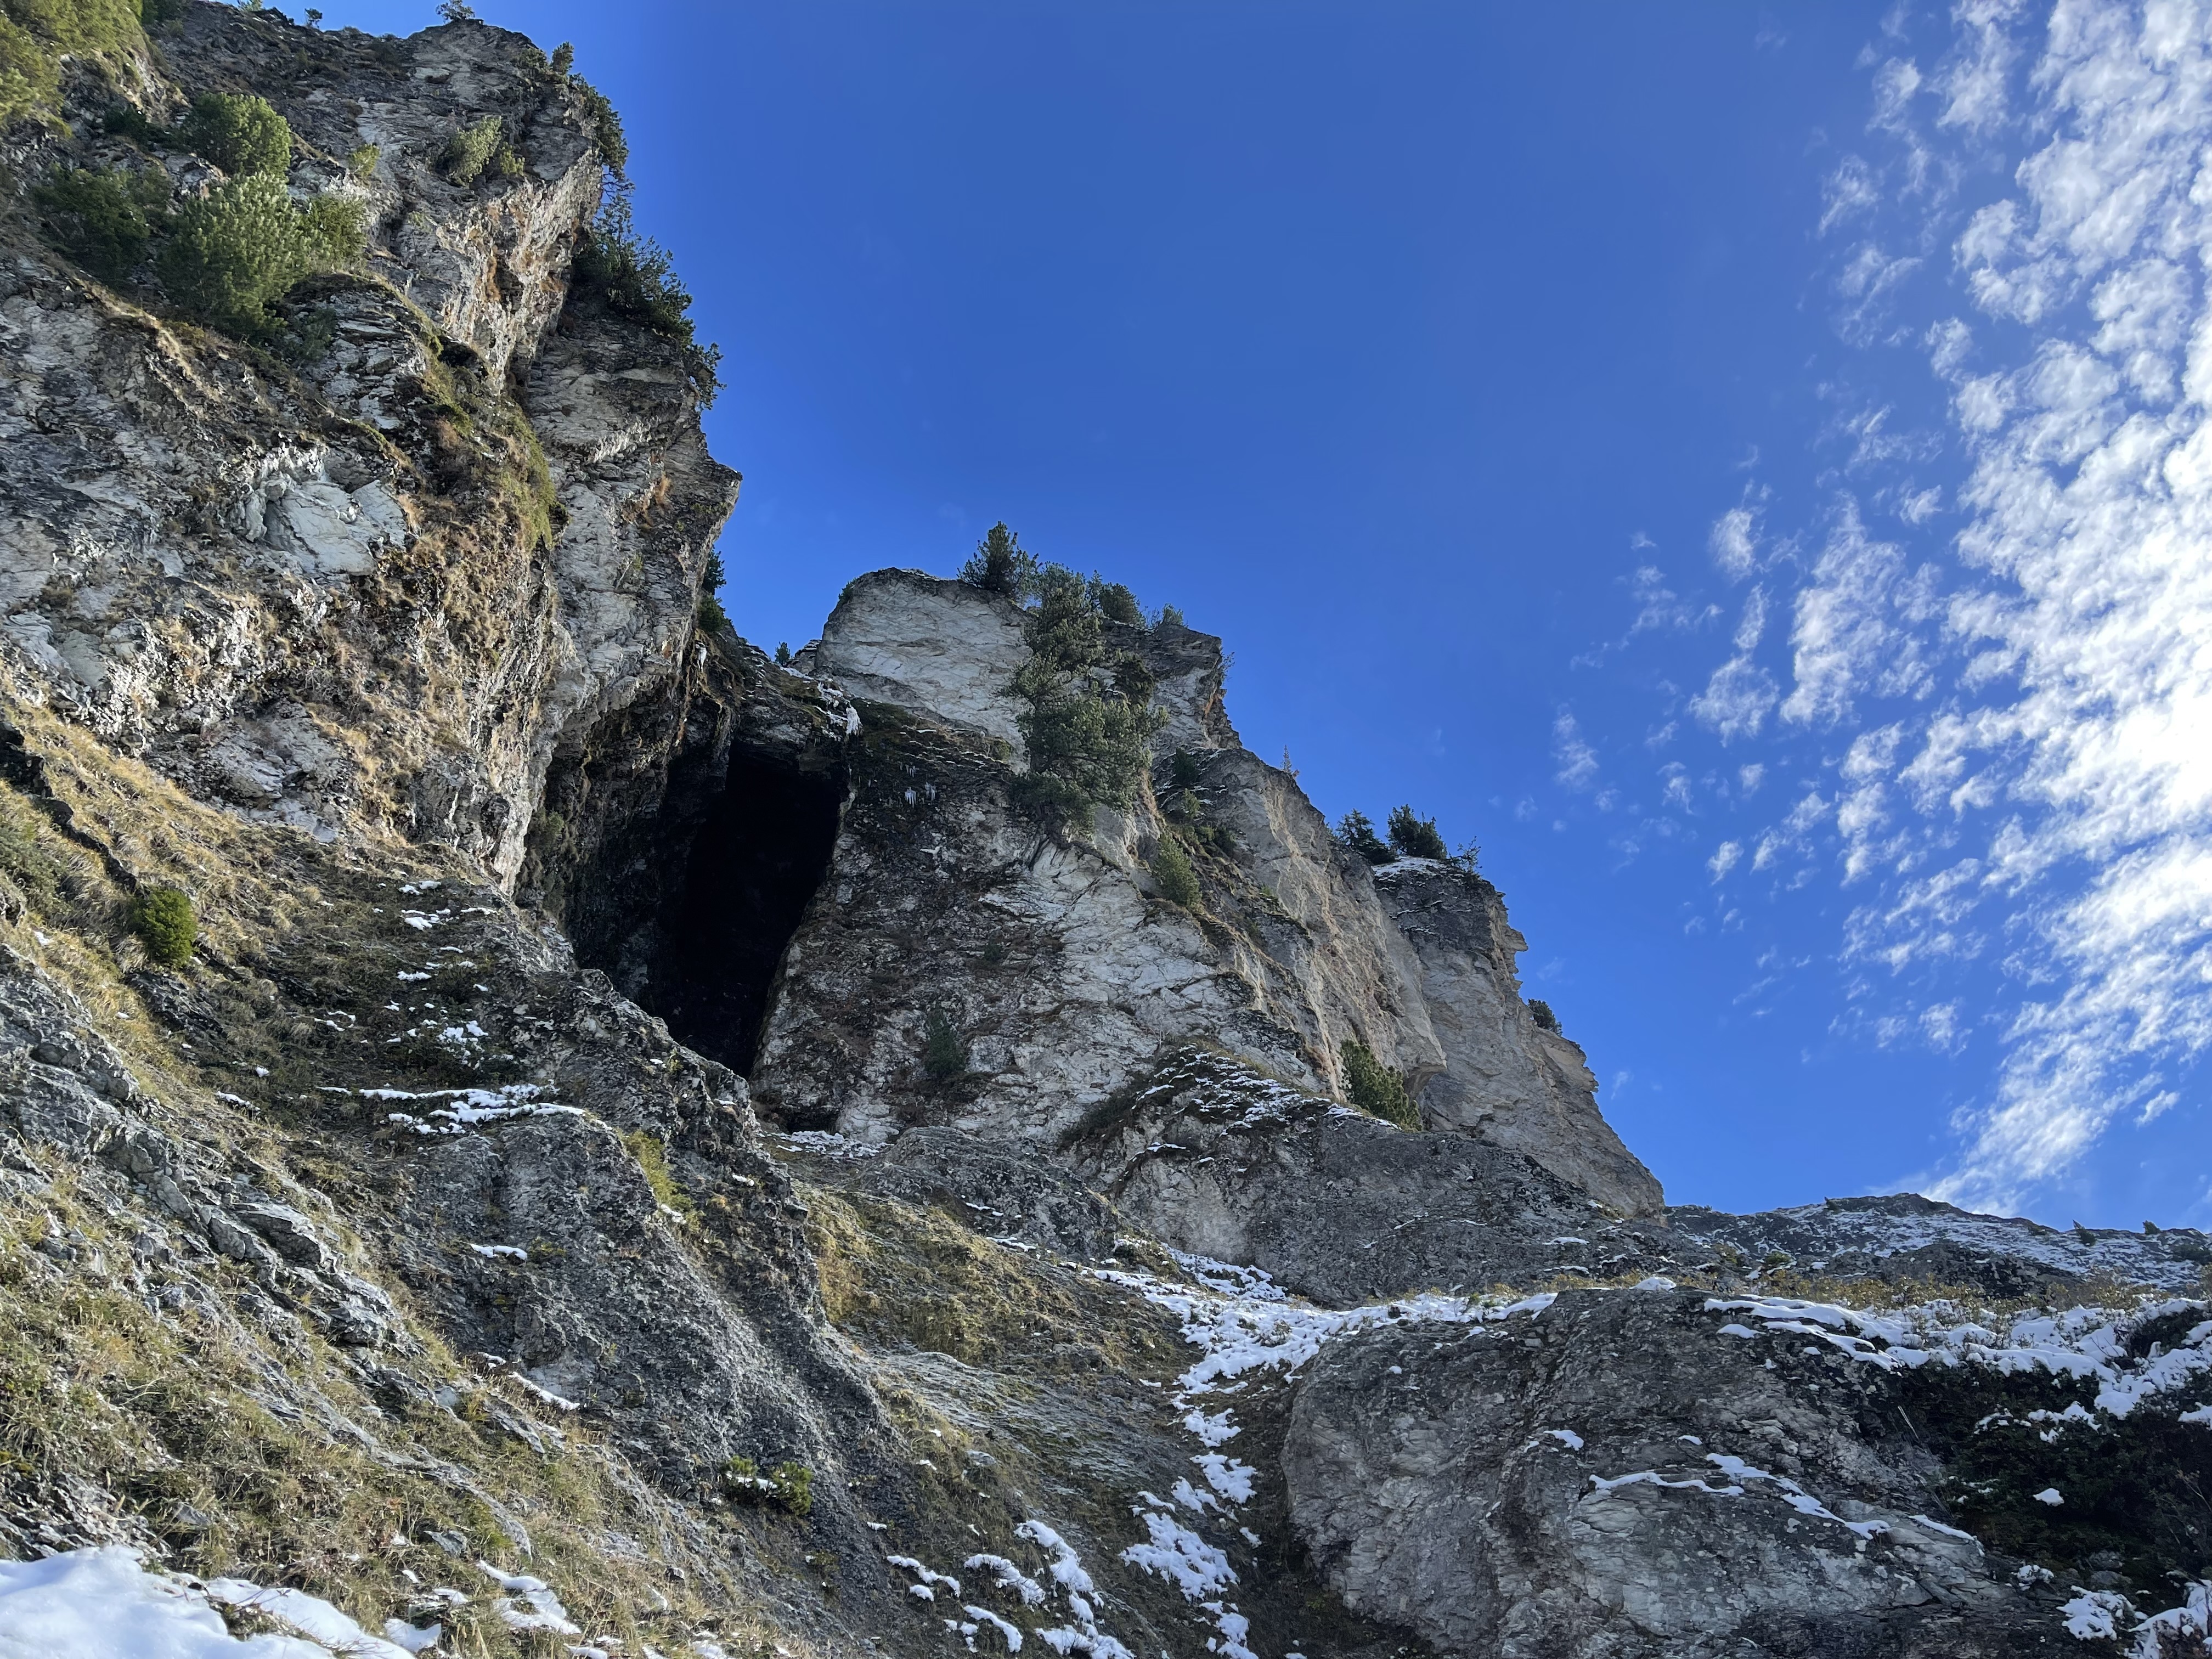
1088 1249 1559 1659
0 1548 423 1659
1696 1290 2212 1656
0 1549 706 1659
1076 1256 2212 1659
1702 1291 2212 1417
1673 1197 2211 1293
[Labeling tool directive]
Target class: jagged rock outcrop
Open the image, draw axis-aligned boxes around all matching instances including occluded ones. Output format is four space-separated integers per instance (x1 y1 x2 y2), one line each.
1376 860 1662 1216
753 569 1453 1144
1284 1287 2080 1658
0 7 722 879
1067 1045 1662 1305
1670 1192 2212 1296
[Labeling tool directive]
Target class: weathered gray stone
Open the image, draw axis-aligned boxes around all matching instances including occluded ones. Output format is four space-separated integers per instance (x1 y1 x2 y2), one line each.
852 1126 1121 1260
1285 1288 2069 1658
1375 859 1662 1216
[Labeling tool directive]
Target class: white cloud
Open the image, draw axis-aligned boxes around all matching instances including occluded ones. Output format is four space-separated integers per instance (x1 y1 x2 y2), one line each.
1835 244 1924 340
1779 500 1936 727
1681 0 2212 1215
1897 484 1944 523
1921 1001 1963 1050
1689 654 1779 743
1553 710 1599 791
1821 154 1884 235
1709 503 1761 579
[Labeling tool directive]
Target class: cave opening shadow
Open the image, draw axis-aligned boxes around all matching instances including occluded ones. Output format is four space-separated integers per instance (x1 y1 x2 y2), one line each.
654 752 842 1076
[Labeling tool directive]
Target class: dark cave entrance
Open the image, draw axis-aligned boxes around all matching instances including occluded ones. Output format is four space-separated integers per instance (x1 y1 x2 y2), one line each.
651 753 843 1076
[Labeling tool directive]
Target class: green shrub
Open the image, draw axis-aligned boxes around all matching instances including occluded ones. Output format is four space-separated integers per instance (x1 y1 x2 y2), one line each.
345 142 379 180
33 165 165 282
571 190 721 404
1335 809 1391 866
959 522 1038 599
1386 804 1448 861
1149 841 1200 909
1091 578 1143 626
767 1461 813 1516
0 790 64 913
0 14 59 127
548 40 573 76
157 174 361 337
1017 689 1153 819
439 114 502 185
1169 749 1202 791
101 101 165 145
14 0 143 55
2 0 143 110
297 191 366 264
128 885 195 968
774 642 792 666
179 92 291 177
1154 603 1186 628
1527 998 1559 1033
1340 1039 1419 1130
1009 563 1160 825
1111 653 1155 706
921 1007 967 1081
620 1129 693 1221
2 0 147 126
695 549 729 630
570 74 625 178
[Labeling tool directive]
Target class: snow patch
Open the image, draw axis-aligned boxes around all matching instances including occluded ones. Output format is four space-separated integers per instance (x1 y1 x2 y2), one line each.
0 1547 413 1658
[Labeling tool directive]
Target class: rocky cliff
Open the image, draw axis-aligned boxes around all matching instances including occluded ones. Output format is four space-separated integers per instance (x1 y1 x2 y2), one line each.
0 9 2206 1659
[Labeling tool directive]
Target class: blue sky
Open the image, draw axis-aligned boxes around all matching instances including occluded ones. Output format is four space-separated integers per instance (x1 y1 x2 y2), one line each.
318 0 2212 1231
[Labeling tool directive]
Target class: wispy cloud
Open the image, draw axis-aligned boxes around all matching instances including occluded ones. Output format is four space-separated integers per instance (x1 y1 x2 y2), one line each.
1553 710 1599 791
1700 0 2212 1214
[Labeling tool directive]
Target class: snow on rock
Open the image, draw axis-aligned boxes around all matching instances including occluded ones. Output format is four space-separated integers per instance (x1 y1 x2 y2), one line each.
364 1084 585 1137
476 1562 579 1635
1193 1453 1256 1502
962 1605 1024 1651
887 1557 962 1600
1702 1293 2212 1416
2062 1589 2128 1641
1008 1523 1131 1659
0 1548 411 1659
1673 1198 2212 1295
963 1556 1047 1607
1087 1252 1565 1659
1011 1522 1094 1598
1121 1504 1237 1598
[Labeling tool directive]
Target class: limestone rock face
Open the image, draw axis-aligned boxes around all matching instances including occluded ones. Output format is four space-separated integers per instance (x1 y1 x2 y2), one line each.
751 569 1447 1147
809 570 1031 749
1066 1047 1658 1306
1284 1288 2066 1658
1376 859 1662 1215
0 12 722 879
166 12 605 384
